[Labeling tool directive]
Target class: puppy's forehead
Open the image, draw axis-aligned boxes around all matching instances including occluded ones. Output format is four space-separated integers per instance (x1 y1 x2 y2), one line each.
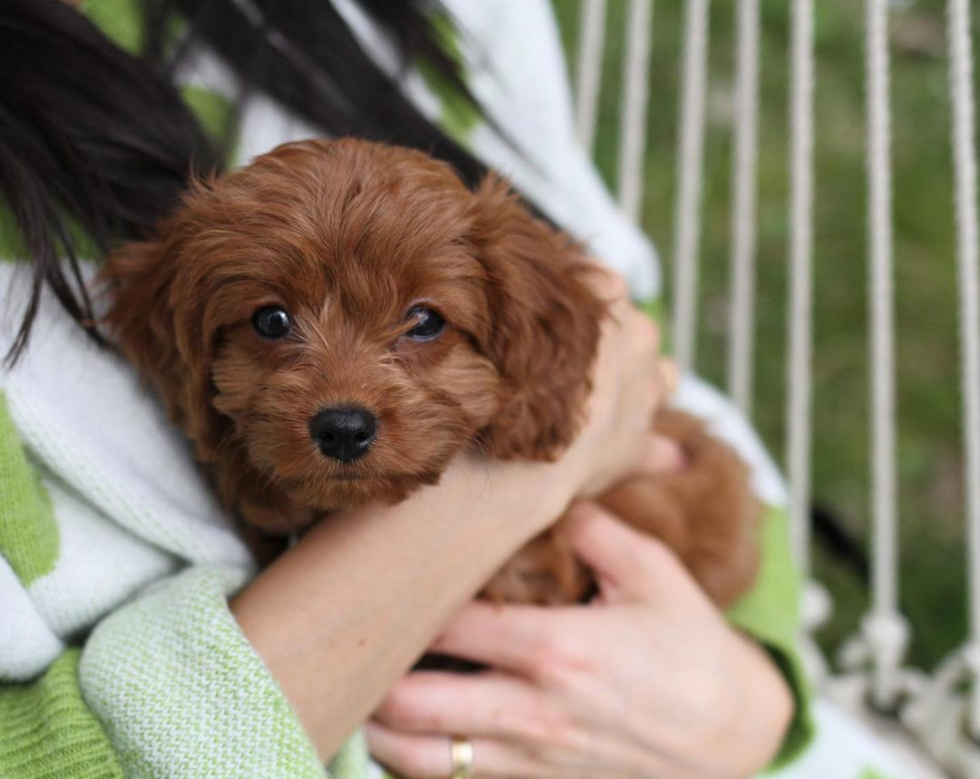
233 139 472 230
195 140 486 319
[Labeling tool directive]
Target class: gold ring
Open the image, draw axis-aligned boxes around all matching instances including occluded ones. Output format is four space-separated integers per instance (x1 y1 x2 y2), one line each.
450 736 474 779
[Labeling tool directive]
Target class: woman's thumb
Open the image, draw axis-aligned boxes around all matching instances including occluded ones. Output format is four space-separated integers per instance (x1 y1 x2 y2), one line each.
561 501 671 602
627 433 686 481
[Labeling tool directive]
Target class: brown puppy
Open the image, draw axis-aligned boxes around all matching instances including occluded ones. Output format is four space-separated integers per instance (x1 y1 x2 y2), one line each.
103 138 759 608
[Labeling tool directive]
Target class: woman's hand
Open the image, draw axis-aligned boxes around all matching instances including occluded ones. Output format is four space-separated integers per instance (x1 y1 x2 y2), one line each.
367 503 793 779
563 271 678 500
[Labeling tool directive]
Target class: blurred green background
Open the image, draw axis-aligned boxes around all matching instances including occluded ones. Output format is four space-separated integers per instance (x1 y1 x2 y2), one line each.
550 0 974 670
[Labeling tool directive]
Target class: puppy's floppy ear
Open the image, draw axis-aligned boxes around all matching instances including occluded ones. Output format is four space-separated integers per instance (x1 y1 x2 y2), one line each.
101 202 222 460
469 177 607 460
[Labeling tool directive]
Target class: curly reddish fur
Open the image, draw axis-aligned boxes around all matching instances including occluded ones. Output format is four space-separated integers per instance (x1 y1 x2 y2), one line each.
484 410 761 609
103 140 602 535
103 138 760 605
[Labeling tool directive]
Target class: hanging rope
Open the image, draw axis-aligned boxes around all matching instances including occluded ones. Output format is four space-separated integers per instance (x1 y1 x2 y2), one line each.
864 0 908 713
787 0 815 574
575 0 608 153
671 0 710 372
946 0 980 739
617 0 654 222
727 0 761 417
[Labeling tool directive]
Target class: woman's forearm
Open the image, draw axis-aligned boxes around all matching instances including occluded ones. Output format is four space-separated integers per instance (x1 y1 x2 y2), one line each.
230 457 567 760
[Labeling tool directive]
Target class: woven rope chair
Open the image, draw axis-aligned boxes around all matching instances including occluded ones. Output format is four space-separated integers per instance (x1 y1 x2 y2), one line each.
566 1 980 776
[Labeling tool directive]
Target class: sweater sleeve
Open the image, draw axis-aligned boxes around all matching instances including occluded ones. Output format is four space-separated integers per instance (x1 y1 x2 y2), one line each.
0 566 344 779
0 385 332 778
726 505 816 770
76 565 329 779
0 650 124 779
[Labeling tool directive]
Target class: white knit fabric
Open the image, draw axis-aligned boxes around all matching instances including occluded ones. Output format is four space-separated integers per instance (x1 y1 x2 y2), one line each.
0 262 253 663
79 567 325 779
0 555 63 679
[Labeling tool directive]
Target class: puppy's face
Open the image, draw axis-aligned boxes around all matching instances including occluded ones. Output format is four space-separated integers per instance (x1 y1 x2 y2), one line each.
105 140 604 528
188 147 505 509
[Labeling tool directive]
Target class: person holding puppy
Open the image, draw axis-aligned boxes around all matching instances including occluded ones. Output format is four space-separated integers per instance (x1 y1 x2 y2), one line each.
0 1 807 777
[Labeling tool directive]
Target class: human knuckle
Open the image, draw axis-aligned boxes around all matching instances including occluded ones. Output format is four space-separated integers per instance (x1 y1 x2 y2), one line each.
399 740 432 776
550 719 590 753
379 686 425 725
523 705 578 751
529 627 582 677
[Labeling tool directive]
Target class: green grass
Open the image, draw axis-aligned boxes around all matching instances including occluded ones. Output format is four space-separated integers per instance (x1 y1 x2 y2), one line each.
551 0 975 670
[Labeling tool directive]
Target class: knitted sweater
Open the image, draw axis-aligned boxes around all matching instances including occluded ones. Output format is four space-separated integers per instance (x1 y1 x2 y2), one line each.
0 0 813 776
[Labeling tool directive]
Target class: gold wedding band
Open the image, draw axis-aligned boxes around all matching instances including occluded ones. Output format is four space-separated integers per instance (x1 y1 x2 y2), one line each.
450 736 474 779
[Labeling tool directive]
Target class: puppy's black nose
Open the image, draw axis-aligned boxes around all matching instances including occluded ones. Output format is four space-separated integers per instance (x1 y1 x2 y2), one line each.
310 407 378 463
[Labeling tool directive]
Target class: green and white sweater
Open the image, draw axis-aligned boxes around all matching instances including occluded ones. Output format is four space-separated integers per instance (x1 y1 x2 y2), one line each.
0 0 820 776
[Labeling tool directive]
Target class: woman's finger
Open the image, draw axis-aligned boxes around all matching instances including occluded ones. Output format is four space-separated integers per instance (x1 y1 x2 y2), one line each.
627 433 686 480
365 722 548 779
429 601 556 675
363 722 455 779
561 501 693 603
374 671 539 740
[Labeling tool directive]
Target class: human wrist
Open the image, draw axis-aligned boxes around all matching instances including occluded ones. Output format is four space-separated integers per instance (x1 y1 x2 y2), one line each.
662 627 793 777
486 457 576 534
721 630 795 774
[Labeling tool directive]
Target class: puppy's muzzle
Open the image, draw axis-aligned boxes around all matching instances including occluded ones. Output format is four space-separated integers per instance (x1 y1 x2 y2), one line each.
310 406 378 463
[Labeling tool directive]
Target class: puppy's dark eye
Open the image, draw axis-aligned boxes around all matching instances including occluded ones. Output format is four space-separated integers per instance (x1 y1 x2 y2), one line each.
405 306 445 341
252 306 292 339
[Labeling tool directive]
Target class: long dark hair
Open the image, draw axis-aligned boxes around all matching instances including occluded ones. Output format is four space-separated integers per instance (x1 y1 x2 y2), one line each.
0 0 488 364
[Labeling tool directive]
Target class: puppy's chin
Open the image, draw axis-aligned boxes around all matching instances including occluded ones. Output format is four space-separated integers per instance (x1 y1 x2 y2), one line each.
284 467 445 513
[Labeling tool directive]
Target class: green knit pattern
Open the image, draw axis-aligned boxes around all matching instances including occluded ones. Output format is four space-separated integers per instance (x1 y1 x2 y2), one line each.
0 650 124 779
79 566 327 778
327 730 370 779
0 392 59 587
728 504 815 769
79 0 143 55
417 13 481 144
859 768 894 779
181 86 236 151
